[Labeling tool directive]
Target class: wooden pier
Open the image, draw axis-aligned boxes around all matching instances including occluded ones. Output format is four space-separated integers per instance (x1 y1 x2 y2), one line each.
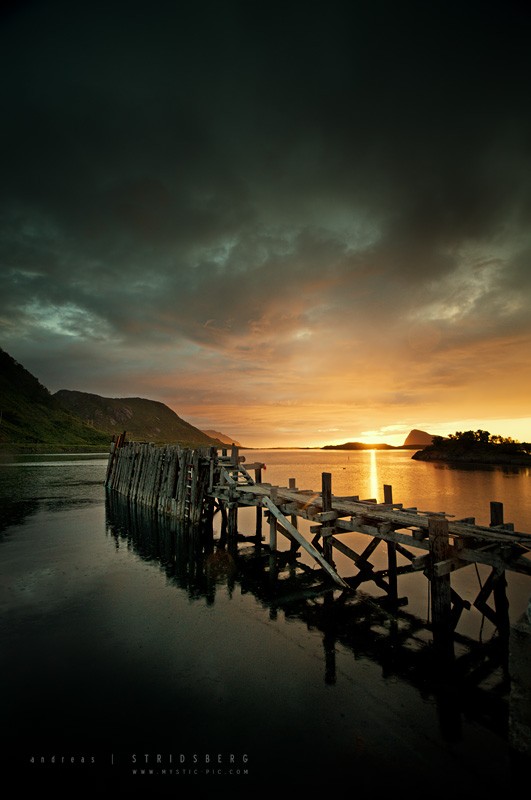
105 435 531 757
105 436 531 661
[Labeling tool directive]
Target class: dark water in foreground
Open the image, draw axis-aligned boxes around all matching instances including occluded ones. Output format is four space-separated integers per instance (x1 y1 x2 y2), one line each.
0 451 529 794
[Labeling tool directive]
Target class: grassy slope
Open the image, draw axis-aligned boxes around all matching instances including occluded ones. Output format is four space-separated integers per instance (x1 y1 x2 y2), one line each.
0 348 110 449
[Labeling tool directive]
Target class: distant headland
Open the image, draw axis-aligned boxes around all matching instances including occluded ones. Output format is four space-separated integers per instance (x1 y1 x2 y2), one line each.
411 430 531 466
322 428 436 451
321 428 531 467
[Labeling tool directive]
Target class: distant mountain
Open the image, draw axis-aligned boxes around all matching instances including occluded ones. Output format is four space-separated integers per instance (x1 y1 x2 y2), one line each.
0 348 110 450
322 441 396 450
201 429 241 447
55 389 219 447
403 429 436 447
322 429 438 450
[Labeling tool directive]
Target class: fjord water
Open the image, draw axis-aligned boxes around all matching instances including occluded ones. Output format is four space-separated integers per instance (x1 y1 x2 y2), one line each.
0 449 529 793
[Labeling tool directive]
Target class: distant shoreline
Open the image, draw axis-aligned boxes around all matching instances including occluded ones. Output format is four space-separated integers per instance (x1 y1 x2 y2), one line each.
319 443 421 451
0 443 111 455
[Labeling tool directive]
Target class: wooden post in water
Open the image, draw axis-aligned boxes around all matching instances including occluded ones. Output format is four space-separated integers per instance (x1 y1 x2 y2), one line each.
322 472 333 566
268 486 279 585
384 484 398 605
230 445 239 482
106 431 127 489
105 437 117 486
208 455 215 493
255 465 263 542
429 515 454 663
269 487 278 552
227 504 238 538
289 478 299 553
227 473 238 538
490 500 504 526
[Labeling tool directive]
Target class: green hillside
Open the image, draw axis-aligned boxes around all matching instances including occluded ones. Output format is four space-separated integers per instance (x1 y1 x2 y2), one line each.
0 348 111 451
54 389 220 447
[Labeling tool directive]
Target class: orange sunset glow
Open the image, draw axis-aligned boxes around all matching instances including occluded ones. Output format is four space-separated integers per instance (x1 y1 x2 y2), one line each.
1 2 530 451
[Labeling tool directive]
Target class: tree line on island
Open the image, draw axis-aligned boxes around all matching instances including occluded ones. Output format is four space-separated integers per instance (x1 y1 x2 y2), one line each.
412 429 531 465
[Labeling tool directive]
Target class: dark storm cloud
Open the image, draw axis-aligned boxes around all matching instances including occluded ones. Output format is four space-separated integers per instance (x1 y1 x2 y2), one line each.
1 0 530 423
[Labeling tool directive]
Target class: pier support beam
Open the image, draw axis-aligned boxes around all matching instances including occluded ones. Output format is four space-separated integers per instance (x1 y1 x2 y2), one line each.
429 515 454 663
384 484 398 605
254 465 263 543
227 502 238 539
321 472 334 566
289 478 299 555
269 487 278 552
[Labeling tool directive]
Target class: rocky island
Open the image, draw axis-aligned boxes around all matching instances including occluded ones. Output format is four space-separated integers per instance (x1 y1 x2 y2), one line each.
412 429 531 466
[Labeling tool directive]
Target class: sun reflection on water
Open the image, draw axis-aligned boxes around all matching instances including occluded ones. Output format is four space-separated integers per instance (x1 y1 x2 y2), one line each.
368 449 379 500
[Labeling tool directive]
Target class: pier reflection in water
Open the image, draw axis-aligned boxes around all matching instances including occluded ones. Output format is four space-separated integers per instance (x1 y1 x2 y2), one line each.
105 491 513 752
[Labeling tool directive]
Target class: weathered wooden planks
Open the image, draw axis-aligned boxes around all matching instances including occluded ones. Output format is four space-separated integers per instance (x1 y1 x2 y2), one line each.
105 440 214 525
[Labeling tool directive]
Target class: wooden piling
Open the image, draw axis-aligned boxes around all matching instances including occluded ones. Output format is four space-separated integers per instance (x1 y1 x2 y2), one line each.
490 501 504 527
429 515 454 662
255 507 263 541
252 465 263 541
322 472 333 566
384 484 398 604
269 487 278 551
288 478 299 553
227 497 238 538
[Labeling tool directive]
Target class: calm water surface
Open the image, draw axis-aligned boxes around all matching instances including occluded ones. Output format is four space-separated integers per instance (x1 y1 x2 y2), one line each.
0 449 529 793
245 448 531 530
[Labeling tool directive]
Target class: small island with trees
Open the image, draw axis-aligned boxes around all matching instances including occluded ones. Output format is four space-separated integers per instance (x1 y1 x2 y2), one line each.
412 429 531 466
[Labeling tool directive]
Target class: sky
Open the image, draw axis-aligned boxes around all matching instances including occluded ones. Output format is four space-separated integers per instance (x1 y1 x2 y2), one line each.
1 0 531 448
